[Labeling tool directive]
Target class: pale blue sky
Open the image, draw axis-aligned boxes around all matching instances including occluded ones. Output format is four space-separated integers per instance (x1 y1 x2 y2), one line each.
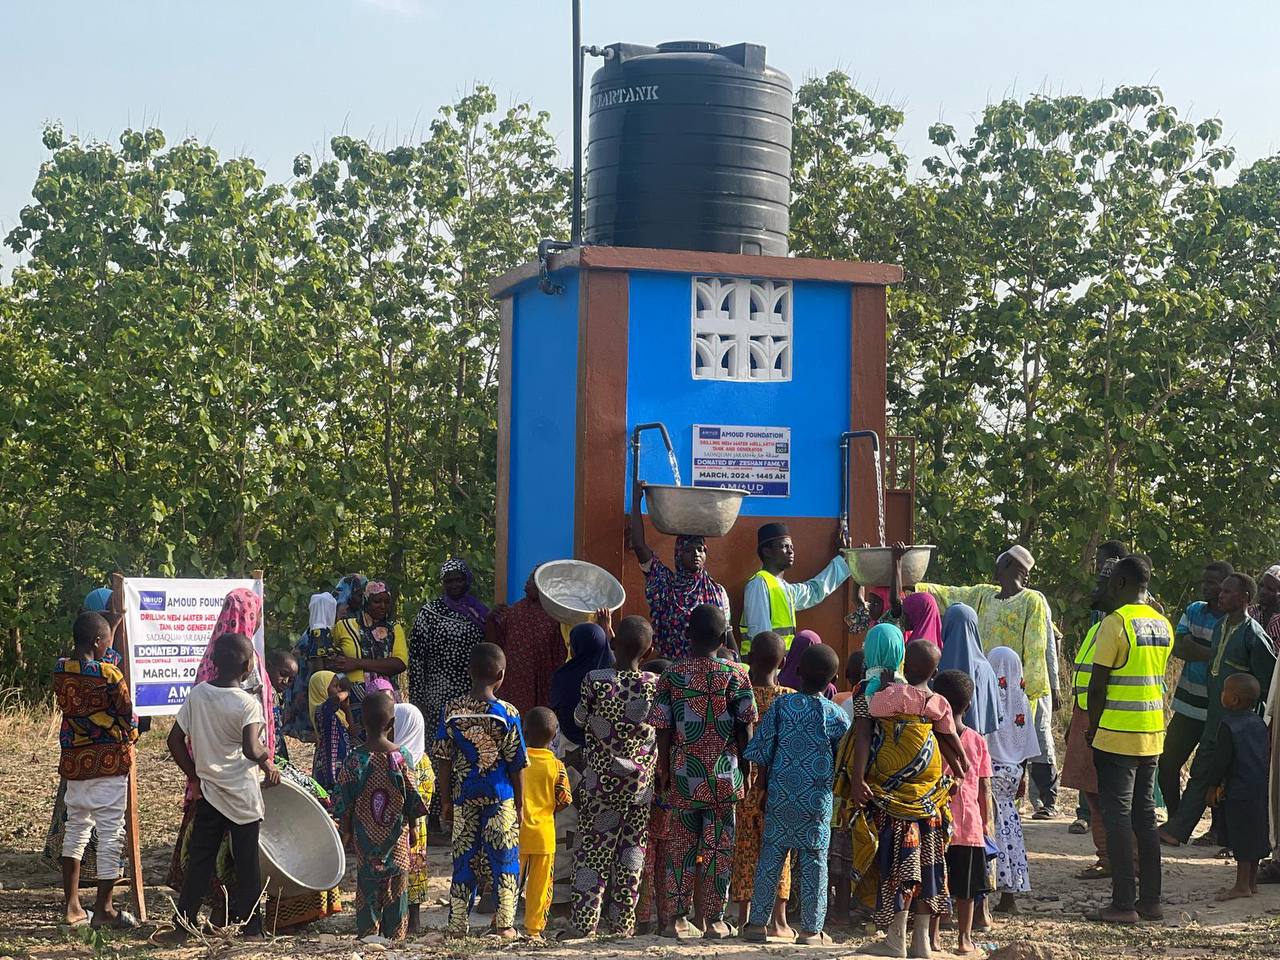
4 0 1279 245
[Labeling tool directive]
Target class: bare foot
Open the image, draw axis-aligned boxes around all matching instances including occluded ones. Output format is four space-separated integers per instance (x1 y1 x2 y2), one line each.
1215 887 1253 902
1157 829 1182 847
493 926 520 940
956 937 976 955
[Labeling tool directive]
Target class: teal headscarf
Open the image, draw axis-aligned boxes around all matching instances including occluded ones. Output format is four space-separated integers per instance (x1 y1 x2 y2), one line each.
863 622 905 696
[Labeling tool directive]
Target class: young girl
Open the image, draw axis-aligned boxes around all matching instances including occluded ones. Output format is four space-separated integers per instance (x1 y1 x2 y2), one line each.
985 646 1040 914
311 671 352 792
393 703 434 934
932 670 992 955
332 692 427 944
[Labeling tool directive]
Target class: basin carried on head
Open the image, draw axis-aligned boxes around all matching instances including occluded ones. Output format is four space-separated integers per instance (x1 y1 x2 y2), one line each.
258 777 346 898
842 545 935 587
535 560 626 626
643 483 749 538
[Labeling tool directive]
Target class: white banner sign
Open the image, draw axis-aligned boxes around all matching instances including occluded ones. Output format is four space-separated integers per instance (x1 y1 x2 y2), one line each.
122 577 264 716
692 424 791 498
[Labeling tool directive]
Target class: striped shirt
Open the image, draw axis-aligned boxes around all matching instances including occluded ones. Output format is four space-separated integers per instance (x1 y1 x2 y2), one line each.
1171 601 1221 721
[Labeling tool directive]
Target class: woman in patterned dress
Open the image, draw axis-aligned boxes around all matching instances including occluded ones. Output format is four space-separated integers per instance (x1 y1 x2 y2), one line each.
409 558 489 816
630 481 731 659
331 581 408 735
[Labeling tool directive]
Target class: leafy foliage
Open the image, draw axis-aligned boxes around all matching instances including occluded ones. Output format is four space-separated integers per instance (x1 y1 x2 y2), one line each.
5 73 1280 685
0 90 566 683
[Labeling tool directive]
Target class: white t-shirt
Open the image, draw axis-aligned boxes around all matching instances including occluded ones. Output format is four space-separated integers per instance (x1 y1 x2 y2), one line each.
176 683 266 824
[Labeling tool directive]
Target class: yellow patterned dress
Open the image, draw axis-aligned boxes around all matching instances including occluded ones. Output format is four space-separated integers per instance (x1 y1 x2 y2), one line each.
407 754 435 904
730 684 794 903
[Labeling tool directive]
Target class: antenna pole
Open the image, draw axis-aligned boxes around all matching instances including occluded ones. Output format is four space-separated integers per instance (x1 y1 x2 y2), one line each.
571 0 583 245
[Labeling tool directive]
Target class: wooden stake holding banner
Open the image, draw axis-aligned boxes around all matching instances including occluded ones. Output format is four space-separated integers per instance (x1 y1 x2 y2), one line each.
110 571 147 923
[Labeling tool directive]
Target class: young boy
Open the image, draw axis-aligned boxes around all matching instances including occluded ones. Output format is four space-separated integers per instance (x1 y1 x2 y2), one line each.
566 616 659 938
648 605 758 940
742 643 850 945
161 633 280 941
54 612 139 929
1205 672 1270 901
730 631 794 939
435 642 527 938
932 670 992 955
519 706 571 939
870 639 969 776
265 649 298 763
332 691 427 943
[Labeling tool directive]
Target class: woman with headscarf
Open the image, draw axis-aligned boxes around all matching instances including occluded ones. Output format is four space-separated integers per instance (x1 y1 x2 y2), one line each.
485 566 567 717
549 622 617 748
937 604 1000 735
283 592 339 738
394 703 435 934
332 580 408 737
986 646 1041 913
408 558 489 817
901 592 943 649
778 630 837 699
832 623 954 957
630 482 731 659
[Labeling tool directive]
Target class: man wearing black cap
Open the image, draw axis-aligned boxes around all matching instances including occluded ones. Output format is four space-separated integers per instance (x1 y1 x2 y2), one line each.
738 522 850 654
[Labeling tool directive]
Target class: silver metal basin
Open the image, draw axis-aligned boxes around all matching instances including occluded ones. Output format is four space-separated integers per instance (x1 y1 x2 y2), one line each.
644 484 750 538
258 777 346 897
842 545 935 586
535 559 626 625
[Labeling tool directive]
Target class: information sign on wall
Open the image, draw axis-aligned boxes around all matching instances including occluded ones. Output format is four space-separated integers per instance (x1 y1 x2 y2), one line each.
692 424 791 498
122 577 264 716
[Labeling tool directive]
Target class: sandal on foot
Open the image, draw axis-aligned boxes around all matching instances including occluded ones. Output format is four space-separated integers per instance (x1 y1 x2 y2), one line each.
741 926 769 943
1068 818 1089 835
1077 862 1111 880
92 910 139 931
798 930 833 945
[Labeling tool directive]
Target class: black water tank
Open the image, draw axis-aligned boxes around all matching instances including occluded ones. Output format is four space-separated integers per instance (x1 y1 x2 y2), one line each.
585 41 793 257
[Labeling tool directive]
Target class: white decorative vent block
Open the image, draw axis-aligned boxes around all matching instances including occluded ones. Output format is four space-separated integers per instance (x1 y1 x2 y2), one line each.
691 276 792 381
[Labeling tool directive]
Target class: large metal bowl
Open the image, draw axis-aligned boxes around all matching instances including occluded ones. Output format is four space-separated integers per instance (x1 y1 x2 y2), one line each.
643 484 750 538
258 777 346 897
535 559 626 626
842 545 935 587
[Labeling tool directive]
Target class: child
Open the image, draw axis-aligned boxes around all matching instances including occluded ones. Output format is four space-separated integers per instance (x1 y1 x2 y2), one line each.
985 646 1040 914
648 605 758 940
54 612 139 929
435 642 527 939
1206 673 1270 900
160 633 280 942
636 657 672 934
311 671 352 791
565 616 659 938
331 691 427 944
829 648 867 926
742 643 850 946
869 639 968 776
393 703 435 934
520 707 572 939
265 649 298 763
932 670 992 955
730 631 795 939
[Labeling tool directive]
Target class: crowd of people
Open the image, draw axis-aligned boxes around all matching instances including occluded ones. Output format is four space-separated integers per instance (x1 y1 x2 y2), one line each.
45 526 1280 956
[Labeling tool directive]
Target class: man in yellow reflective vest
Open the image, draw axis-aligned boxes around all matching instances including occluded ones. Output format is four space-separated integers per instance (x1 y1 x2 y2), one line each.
1085 554 1174 925
738 522 850 654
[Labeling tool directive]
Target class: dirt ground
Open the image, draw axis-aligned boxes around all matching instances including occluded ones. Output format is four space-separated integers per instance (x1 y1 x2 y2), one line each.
3 708 1280 960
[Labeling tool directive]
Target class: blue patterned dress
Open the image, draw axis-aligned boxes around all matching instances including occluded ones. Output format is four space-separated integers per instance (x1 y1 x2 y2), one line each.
742 692 850 932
